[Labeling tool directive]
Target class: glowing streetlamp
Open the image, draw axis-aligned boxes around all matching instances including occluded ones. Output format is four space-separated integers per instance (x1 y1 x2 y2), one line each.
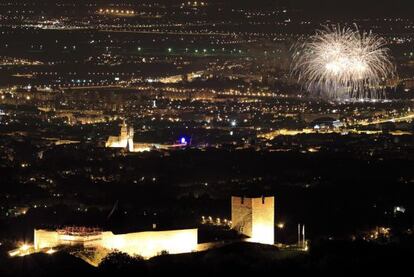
20 244 30 251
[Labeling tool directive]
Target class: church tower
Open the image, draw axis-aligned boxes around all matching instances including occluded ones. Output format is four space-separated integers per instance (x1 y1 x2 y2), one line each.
127 125 134 152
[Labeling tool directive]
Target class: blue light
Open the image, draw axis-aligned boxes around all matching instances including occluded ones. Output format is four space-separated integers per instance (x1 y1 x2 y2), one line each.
180 137 187 144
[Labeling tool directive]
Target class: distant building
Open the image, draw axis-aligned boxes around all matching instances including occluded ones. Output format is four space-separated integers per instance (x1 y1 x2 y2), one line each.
312 117 343 130
105 121 135 151
105 121 188 152
231 196 275 245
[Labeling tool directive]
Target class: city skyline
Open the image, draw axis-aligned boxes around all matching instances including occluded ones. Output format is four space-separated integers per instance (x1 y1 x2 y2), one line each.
0 1 413 276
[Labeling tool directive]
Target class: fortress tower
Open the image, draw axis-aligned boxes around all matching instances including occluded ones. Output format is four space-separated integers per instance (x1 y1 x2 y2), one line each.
231 195 275 245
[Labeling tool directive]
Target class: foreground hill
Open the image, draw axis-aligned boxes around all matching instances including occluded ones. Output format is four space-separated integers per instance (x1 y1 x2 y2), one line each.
0 251 96 277
2 239 414 276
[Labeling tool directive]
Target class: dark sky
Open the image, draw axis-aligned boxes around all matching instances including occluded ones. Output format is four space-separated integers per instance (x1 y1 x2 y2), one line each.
287 0 413 15
8 0 414 18
222 0 414 17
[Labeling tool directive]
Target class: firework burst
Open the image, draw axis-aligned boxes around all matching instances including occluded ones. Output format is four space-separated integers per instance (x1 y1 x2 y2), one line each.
291 25 395 99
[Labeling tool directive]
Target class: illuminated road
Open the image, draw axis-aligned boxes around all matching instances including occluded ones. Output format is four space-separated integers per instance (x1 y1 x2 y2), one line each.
98 29 236 37
259 113 414 140
354 113 414 126
60 85 124 90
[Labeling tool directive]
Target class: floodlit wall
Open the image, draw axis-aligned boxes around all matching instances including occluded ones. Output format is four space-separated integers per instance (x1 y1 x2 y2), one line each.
231 196 275 245
101 229 198 258
34 228 198 259
231 196 253 238
251 197 274 245
132 143 159 152
105 136 128 148
34 229 59 250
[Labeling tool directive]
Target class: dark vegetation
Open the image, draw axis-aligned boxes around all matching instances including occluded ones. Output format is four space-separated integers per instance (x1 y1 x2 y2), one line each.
1 239 414 276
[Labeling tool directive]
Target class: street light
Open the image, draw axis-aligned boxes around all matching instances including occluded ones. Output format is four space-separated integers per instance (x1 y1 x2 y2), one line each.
276 223 285 244
20 244 30 251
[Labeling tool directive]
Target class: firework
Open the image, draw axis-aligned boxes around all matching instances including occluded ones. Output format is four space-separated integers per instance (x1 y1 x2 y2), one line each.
291 25 395 99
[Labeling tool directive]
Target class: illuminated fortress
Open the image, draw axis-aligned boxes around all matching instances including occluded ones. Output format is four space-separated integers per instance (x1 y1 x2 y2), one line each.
231 196 275 245
13 196 278 264
34 227 198 259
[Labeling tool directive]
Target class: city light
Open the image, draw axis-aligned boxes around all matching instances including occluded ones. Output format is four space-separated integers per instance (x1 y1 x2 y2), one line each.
180 137 187 145
46 248 56 255
1 1 413 275
20 244 30 251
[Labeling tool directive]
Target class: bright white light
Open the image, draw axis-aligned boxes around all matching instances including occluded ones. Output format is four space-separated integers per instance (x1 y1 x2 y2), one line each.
292 25 395 99
250 224 274 245
46 248 56 255
20 244 30 251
